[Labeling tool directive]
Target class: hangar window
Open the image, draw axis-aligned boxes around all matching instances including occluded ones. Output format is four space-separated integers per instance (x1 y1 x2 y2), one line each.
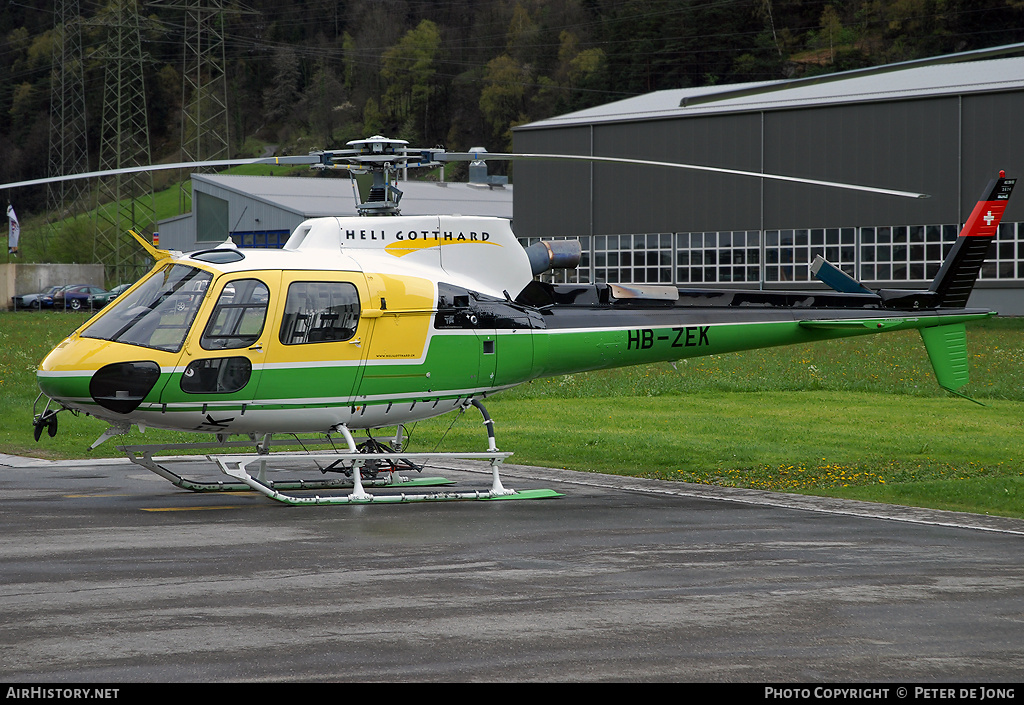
522 220 1024 287
196 191 229 243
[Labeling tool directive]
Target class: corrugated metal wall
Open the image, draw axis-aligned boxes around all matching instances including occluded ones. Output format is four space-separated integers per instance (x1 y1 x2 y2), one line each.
513 90 1024 238
193 179 305 235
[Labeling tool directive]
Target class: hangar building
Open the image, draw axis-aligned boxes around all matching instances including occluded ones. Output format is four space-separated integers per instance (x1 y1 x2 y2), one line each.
511 54 1024 314
157 172 512 252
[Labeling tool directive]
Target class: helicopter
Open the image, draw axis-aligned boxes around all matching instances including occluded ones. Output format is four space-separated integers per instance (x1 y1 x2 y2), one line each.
5 136 1016 505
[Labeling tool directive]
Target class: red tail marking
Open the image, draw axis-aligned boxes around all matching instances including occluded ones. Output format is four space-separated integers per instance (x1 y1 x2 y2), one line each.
960 198 1008 238
959 172 1014 238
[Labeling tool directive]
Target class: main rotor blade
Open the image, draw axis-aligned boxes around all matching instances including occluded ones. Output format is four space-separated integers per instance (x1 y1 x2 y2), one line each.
0 156 328 191
2 148 928 200
437 152 929 199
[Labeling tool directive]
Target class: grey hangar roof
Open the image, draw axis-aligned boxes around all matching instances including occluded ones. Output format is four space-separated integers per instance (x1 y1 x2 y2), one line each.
518 56 1024 130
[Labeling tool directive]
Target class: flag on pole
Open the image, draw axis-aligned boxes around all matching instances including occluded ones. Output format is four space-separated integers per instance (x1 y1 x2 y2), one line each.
7 204 19 255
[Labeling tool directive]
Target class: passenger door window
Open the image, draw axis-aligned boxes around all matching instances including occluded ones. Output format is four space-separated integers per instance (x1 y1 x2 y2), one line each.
279 281 360 344
201 279 270 350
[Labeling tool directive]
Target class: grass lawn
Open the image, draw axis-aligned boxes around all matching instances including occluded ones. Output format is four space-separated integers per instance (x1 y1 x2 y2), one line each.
2 312 1022 518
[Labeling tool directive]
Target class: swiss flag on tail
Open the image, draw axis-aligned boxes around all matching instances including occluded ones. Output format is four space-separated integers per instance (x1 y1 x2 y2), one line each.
960 170 1014 239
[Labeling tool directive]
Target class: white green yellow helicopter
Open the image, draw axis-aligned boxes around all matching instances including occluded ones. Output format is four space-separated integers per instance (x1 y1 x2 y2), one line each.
4 136 1015 505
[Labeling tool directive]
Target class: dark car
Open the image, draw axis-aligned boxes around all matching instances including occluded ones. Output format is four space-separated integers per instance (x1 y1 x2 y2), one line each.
36 285 71 309
53 284 108 311
88 283 132 309
12 285 65 310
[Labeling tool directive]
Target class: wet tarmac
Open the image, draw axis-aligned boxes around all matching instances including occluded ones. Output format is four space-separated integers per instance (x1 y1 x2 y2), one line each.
2 452 1023 683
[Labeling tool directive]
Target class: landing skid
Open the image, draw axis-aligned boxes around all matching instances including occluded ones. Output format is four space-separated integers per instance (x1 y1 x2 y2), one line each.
118 402 563 505
213 451 561 506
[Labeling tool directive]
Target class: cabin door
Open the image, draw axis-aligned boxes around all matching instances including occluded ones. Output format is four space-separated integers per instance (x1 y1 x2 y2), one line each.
164 273 278 433
256 271 376 414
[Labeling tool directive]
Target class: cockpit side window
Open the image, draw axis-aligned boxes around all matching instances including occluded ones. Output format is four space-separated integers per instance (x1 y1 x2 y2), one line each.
201 279 270 350
279 281 360 344
81 264 212 352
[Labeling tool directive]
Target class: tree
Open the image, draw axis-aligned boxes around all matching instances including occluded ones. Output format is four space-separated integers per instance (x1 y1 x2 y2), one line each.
362 96 384 137
300 61 346 147
340 31 357 92
506 1 541 62
380 19 442 142
479 54 529 146
263 46 300 125
531 30 606 116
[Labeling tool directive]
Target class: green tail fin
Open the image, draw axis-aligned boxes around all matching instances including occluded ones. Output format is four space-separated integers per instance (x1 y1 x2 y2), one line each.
919 323 983 405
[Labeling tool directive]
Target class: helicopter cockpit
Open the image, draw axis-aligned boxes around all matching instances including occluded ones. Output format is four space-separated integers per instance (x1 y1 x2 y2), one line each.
80 263 212 353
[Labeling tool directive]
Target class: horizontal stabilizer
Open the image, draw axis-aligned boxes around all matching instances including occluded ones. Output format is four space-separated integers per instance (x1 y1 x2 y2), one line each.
799 318 909 331
810 255 874 294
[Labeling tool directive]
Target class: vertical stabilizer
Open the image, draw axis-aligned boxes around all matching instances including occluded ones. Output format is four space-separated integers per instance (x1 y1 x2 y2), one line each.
930 172 1016 308
919 323 971 392
919 322 986 404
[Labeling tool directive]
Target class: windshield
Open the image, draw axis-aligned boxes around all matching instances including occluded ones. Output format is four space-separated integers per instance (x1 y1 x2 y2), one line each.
81 264 213 352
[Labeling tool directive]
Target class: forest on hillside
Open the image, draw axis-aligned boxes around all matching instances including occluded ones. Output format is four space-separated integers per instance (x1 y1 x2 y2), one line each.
2 0 1023 216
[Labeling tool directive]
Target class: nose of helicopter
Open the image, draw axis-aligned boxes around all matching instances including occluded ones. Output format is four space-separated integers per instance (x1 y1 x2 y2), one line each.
37 336 162 416
36 335 92 406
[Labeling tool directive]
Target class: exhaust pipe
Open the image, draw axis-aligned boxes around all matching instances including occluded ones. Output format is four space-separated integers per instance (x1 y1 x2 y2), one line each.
525 240 581 276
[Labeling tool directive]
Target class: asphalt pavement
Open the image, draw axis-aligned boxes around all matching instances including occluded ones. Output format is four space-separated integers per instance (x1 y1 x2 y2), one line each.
2 452 1023 683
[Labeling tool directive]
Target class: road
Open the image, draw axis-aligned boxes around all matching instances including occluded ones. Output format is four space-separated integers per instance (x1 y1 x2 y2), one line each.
2 453 1023 682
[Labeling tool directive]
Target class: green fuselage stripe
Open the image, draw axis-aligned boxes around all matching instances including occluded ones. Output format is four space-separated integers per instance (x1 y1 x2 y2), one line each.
39 312 991 414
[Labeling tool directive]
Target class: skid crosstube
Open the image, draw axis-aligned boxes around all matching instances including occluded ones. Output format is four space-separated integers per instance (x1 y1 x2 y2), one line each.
119 442 562 505
119 436 455 493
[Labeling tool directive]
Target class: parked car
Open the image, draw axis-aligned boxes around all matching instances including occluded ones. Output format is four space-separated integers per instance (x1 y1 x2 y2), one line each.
36 285 72 309
53 284 108 311
12 285 65 310
88 283 132 309
175 277 210 311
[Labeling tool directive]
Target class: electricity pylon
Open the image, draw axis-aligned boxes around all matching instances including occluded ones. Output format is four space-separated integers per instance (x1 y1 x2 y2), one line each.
46 0 90 256
153 0 235 213
92 0 155 285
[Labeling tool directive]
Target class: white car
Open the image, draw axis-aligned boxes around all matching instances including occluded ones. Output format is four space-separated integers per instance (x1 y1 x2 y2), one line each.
12 285 65 310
